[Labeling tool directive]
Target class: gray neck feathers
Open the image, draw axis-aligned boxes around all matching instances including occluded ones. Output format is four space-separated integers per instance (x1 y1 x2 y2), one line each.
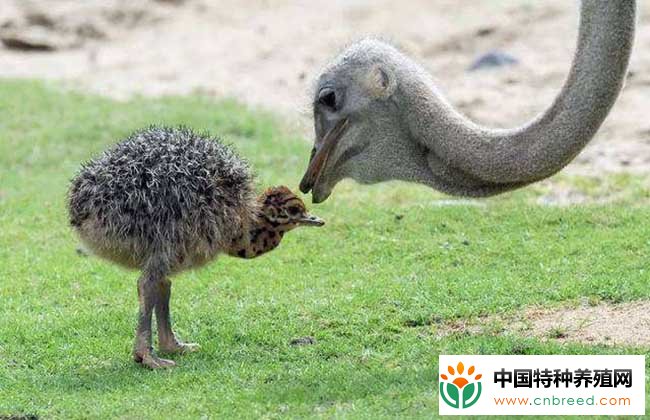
399 0 636 193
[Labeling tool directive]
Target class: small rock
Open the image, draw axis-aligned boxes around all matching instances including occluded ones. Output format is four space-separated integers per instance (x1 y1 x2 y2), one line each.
475 26 496 37
0 24 82 51
290 336 316 346
468 50 518 72
25 12 55 28
1 34 55 51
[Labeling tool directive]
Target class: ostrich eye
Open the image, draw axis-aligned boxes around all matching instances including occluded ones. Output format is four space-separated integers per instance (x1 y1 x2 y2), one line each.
318 88 337 110
287 206 301 215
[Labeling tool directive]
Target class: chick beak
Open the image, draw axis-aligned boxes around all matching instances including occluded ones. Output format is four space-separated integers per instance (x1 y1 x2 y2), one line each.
296 214 325 227
299 118 350 194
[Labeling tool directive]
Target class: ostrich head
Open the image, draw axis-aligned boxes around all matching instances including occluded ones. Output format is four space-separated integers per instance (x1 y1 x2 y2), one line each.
300 40 409 203
259 186 324 230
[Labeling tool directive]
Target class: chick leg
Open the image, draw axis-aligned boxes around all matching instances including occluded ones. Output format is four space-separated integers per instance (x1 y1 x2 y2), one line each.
156 278 200 354
133 267 175 368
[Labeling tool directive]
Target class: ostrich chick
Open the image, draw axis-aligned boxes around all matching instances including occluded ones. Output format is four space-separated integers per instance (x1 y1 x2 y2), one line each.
68 126 324 369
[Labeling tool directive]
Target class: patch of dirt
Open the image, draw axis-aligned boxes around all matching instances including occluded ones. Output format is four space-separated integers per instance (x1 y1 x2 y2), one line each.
519 302 650 347
435 301 650 348
289 336 316 346
0 1 167 50
1 1 650 177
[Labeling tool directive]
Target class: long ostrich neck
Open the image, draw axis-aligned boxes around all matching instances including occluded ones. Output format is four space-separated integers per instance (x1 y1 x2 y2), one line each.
228 213 285 259
403 1 636 190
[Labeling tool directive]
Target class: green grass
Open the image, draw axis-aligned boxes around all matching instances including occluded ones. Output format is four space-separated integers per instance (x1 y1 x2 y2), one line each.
0 80 648 419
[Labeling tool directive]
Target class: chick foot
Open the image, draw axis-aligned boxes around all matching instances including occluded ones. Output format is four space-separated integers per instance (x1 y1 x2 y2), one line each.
134 349 176 369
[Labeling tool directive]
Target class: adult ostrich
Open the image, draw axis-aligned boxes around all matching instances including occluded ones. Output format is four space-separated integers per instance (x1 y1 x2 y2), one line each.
300 1 637 203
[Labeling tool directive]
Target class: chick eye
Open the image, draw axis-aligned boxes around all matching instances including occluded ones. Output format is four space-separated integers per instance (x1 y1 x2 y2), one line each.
287 206 301 215
318 88 337 110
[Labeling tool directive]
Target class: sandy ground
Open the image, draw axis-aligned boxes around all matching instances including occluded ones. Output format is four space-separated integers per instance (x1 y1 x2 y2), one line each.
439 301 650 348
2 0 650 176
522 302 650 347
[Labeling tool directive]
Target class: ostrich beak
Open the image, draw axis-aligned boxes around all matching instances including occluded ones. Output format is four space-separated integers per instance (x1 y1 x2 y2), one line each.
297 213 325 227
299 118 350 199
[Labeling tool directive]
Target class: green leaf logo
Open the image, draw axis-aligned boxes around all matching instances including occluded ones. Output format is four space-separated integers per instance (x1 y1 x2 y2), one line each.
439 362 483 409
